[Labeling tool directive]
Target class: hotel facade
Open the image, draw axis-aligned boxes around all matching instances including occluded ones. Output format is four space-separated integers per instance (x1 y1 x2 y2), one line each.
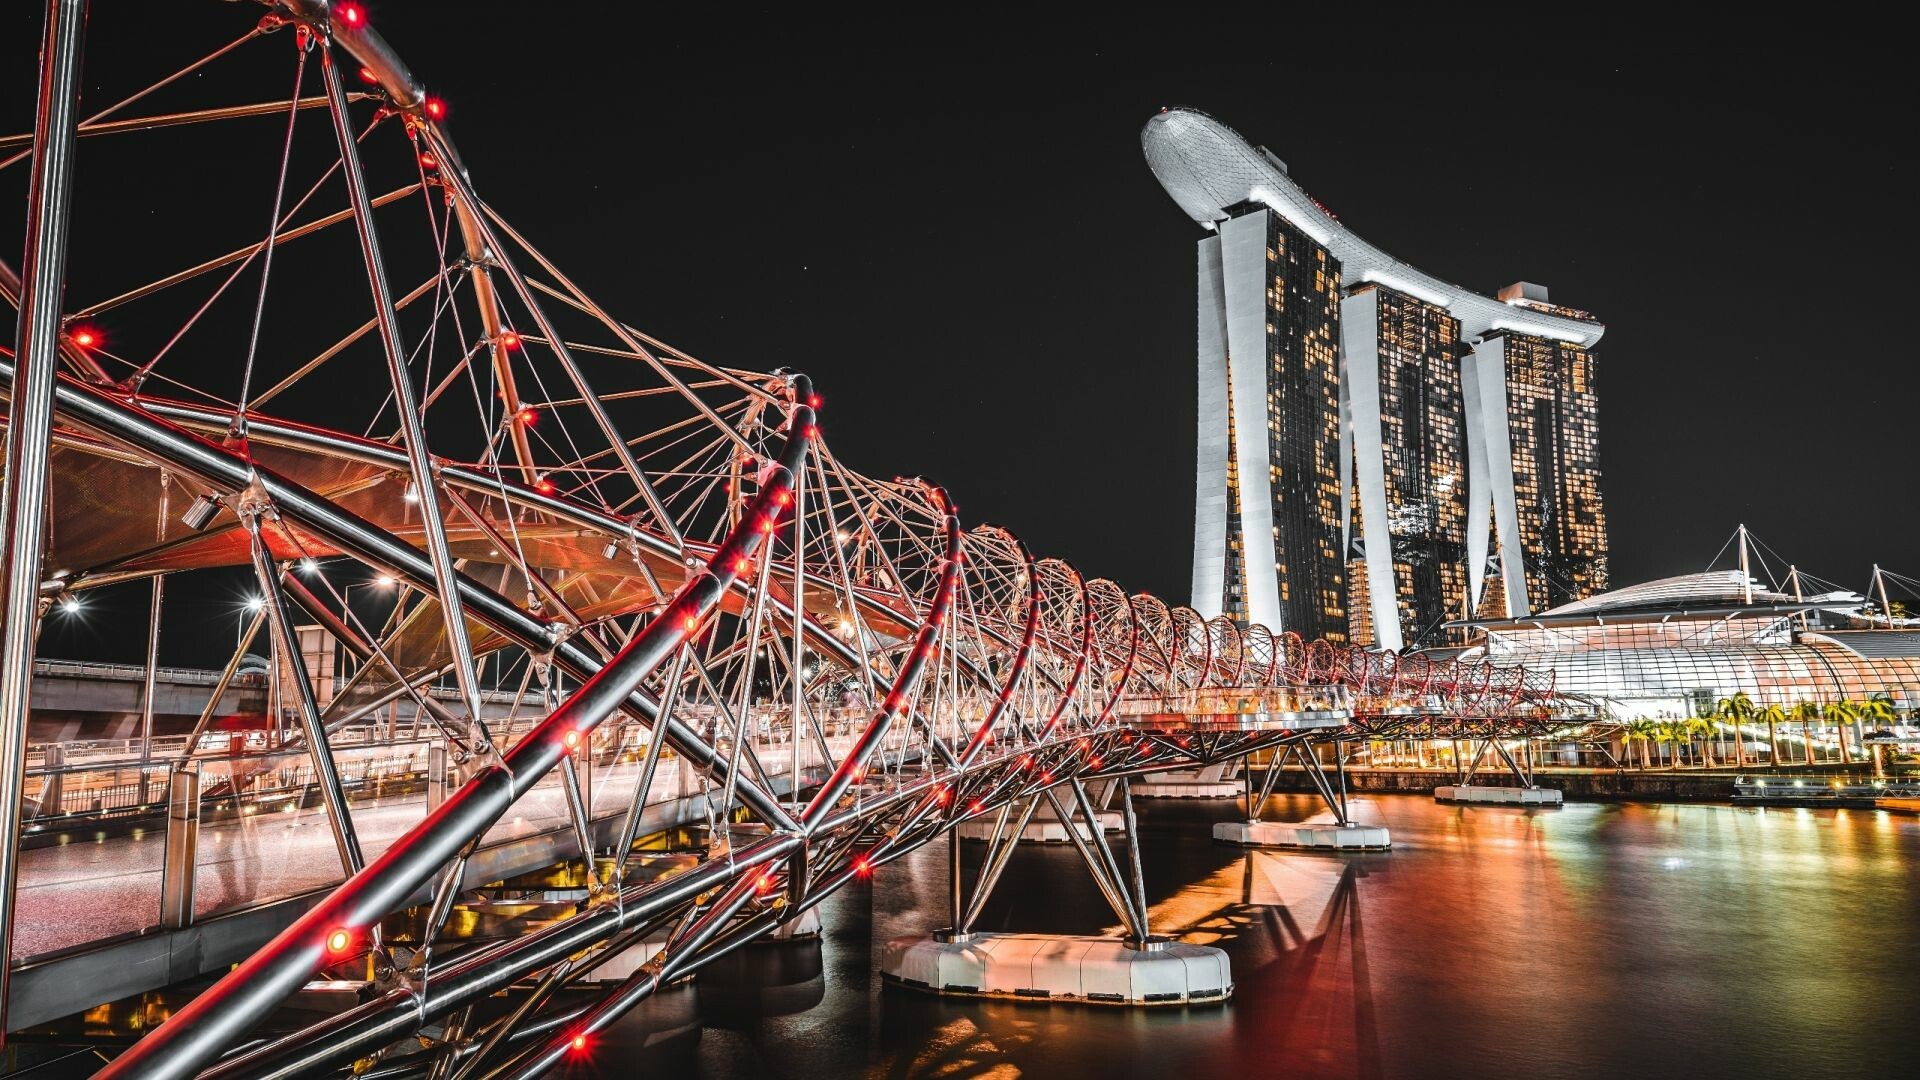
1144 108 1609 649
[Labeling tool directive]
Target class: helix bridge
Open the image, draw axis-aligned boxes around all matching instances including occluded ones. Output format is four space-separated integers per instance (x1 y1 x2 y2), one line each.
1 3 1580 1075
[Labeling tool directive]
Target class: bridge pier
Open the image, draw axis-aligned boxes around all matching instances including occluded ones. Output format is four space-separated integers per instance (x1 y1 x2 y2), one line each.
1133 760 1240 798
955 781 1121 843
1434 736 1563 806
886 777 1231 1006
1215 740 1390 851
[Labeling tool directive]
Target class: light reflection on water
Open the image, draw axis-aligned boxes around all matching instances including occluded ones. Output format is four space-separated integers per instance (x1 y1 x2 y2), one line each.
582 795 1920 1080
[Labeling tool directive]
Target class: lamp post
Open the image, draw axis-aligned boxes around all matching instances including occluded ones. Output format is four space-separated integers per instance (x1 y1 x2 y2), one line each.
240 595 264 650
340 576 397 682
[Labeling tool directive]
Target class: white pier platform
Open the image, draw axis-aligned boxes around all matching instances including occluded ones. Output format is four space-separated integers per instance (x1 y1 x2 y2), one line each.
766 905 823 941
956 810 1122 843
1434 785 1563 806
1212 820 1391 850
1135 764 1239 799
881 932 1231 1006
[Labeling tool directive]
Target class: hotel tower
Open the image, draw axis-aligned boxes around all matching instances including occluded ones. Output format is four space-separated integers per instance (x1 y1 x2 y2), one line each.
1143 108 1609 648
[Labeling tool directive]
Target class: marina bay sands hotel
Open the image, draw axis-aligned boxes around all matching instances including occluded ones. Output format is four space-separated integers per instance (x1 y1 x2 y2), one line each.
1143 107 1609 650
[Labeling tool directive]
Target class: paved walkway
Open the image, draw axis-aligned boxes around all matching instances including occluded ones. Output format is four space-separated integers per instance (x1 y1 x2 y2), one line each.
11 733 862 962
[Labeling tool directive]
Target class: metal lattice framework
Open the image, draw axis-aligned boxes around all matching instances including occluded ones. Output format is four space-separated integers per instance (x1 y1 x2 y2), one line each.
0 3 1577 1076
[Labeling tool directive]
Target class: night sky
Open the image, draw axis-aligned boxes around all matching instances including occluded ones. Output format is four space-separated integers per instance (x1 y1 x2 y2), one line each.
5 7 1915 664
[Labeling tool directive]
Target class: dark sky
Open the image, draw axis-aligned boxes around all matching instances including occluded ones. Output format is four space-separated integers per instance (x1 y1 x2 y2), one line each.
6 7 1915 662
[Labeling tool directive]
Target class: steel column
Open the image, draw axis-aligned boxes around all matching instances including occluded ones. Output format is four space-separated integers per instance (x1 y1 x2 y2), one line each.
319 40 487 737
158 767 199 929
247 515 364 874
0 0 86 1042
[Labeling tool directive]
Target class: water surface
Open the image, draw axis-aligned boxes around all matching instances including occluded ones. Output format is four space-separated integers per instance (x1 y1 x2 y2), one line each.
588 795 1919 1080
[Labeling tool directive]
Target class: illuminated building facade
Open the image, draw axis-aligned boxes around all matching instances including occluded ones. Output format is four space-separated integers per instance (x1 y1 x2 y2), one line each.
1145 107 1608 641
1194 205 1346 639
1341 284 1468 649
1459 572 1920 723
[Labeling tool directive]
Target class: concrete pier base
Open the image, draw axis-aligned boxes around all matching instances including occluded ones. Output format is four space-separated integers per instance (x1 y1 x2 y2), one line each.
1434 785 1563 806
765 906 823 941
1135 766 1239 799
1212 820 1391 850
881 932 1231 1006
580 939 667 984
956 810 1122 843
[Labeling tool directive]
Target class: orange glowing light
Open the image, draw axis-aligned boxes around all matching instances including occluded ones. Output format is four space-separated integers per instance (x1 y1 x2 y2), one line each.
358 66 379 84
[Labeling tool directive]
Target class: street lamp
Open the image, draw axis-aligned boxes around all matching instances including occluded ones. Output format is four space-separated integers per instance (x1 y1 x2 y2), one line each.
341 577 398 679
240 595 264 650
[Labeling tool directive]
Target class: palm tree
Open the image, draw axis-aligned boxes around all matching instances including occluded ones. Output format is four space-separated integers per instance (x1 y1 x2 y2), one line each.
1654 721 1685 769
1822 700 1859 765
1790 701 1822 765
1622 720 1657 770
1685 717 1717 768
1857 695 1899 777
1717 692 1756 768
1757 703 1787 768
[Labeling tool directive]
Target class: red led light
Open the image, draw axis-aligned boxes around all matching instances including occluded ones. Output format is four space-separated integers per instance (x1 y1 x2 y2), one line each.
69 327 97 348
533 475 556 495
338 3 364 28
854 856 871 876
969 800 983 814
804 424 819 439
564 730 581 749
807 393 822 408
774 489 792 507
500 331 520 350
758 517 775 534
1041 771 1052 782
515 407 538 426
1091 756 1103 768
733 555 751 574
571 1034 587 1052
358 66 379 84
325 927 353 955
681 613 699 633
424 98 446 120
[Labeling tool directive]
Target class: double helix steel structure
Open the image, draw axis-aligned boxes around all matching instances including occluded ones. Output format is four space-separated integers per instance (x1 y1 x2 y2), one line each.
1 3 1577 1075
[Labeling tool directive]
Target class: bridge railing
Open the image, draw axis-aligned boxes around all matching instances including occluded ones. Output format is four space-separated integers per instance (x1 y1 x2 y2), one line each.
1113 684 1352 720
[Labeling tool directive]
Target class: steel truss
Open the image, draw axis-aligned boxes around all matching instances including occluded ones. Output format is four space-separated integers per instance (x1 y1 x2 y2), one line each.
0 3 1579 1075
